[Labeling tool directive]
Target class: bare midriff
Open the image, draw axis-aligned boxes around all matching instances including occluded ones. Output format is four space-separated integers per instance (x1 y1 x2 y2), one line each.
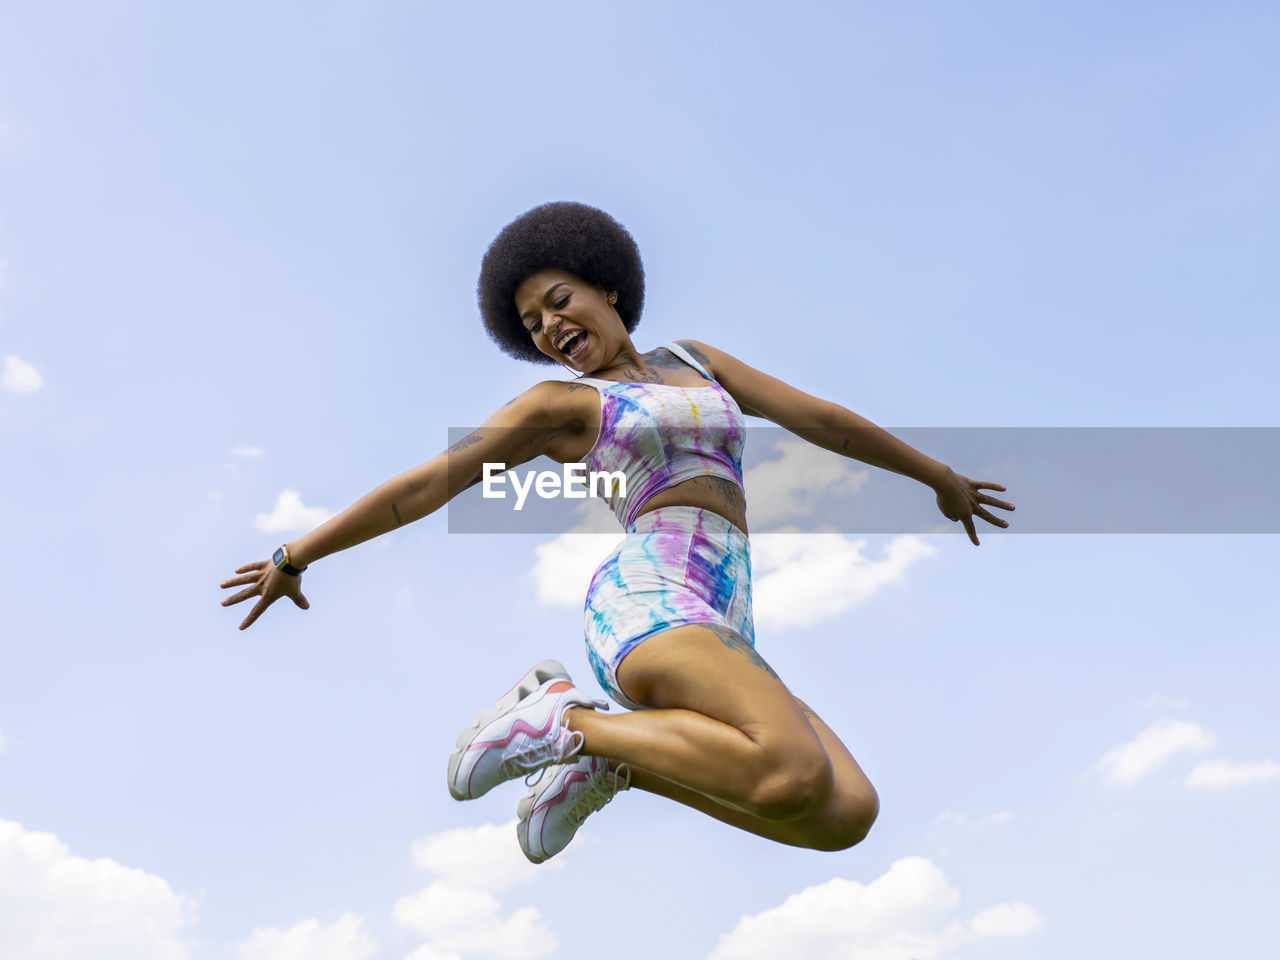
630 476 748 535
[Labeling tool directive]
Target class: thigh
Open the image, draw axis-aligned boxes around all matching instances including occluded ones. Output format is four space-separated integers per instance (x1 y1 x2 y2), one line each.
615 622 821 753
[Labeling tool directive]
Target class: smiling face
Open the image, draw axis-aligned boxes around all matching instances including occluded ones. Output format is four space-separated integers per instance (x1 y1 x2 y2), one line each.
514 268 627 373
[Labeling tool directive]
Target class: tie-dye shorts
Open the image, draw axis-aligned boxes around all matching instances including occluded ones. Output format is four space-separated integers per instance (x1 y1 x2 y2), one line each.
583 505 755 710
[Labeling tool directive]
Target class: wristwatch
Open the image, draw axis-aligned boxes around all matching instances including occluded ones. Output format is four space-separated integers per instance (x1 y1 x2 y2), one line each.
272 545 308 576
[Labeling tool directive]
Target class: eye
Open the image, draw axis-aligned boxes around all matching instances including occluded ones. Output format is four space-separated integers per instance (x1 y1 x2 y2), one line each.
527 319 542 335
554 294 569 308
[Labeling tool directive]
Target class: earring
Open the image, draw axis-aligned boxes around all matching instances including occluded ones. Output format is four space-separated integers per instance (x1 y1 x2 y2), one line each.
606 291 618 305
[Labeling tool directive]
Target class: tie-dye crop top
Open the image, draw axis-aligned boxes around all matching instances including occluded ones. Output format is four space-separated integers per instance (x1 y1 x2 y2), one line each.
574 341 746 528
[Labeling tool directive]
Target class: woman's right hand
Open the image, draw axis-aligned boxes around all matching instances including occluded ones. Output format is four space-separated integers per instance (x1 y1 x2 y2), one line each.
219 560 310 631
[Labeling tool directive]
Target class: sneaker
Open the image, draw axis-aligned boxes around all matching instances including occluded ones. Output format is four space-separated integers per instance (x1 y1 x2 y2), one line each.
448 674 607 801
517 755 631 863
496 659 571 711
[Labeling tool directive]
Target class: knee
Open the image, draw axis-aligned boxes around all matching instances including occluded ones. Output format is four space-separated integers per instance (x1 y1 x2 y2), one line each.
813 786 880 852
746 748 834 822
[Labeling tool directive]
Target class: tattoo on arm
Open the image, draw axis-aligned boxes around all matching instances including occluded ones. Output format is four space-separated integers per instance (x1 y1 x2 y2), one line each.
391 503 403 526
676 341 713 369
566 382 594 392
446 433 484 455
701 623 778 679
842 437 849 451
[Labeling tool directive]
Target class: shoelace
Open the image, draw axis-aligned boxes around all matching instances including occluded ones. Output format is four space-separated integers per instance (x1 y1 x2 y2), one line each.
500 728 585 781
564 761 631 827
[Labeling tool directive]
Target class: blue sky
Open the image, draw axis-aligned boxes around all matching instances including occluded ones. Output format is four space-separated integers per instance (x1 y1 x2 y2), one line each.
1 2 1277 958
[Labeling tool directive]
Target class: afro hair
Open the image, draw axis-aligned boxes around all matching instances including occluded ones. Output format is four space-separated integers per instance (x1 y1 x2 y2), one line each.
477 201 645 364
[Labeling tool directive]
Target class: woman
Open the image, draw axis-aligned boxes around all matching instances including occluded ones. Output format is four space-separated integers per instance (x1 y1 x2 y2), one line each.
221 202 1013 863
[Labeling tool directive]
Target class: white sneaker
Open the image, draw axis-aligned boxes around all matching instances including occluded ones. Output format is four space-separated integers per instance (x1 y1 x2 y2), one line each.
517 755 631 863
448 673 607 801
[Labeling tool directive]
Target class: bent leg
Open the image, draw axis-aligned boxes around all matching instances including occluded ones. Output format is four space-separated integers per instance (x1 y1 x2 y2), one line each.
631 698 878 850
566 623 878 850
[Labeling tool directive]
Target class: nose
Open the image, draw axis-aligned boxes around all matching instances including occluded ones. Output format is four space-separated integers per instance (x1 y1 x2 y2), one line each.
545 315 561 339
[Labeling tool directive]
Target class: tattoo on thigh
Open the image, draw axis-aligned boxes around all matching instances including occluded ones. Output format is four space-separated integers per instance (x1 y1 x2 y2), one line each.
701 623 778 679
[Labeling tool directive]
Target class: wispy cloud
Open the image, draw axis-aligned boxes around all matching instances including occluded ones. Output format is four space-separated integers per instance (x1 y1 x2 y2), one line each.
230 446 265 459
1142 694 1191 712
743 436 869 529
234 914 377 960
254 489 334 534
1097 719 1216 785
397 820 561 960
2 354 42 392
708 856 1040 960
1185 758 1280 790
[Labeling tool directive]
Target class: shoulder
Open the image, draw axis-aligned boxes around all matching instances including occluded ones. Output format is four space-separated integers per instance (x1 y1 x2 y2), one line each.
668 340 834 425
502 379 599 423
670 339 724 378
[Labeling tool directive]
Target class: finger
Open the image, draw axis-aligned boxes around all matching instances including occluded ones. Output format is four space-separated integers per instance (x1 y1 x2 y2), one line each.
234 561 268 574
970 481 1006 492
239 598 268 631
977 495 1016 512
292 593 310 610
962 515 979 546
975 507 1010 528
221 585 262 606
220 573 261 589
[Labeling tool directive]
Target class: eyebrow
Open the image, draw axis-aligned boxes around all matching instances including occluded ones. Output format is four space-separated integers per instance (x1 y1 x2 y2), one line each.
520 282 569 324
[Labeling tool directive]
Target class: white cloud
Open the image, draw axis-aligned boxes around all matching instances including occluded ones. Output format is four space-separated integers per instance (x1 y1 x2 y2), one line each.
231 445 265 458
970 902 1042 936
0 818 196 960
394 884 555 960
254 489 334 534
234 914 377 960
2 354 42 392
1097 719 1216 785
1185 758 1280 789
531 533 623 608
531 523 933 632
708 856 1040 960
411 819 564 892
752 534 936 630
743 437 870 528
405 946 465 960
398 820 561 960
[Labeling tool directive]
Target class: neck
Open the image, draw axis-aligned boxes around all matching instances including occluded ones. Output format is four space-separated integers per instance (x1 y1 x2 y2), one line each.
592 339 646 376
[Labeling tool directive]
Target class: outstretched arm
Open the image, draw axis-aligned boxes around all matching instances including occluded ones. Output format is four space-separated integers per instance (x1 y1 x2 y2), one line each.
682 340 1014 544
219 381 576 628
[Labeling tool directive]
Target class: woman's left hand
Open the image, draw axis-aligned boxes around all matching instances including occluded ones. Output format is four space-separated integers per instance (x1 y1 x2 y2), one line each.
933 470 1014 545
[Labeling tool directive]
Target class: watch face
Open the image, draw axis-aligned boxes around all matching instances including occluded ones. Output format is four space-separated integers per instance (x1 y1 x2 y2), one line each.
272 547 286 569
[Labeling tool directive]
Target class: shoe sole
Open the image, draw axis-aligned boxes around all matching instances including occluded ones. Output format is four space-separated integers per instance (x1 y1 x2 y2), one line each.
516 771 563 864
447 660 571 801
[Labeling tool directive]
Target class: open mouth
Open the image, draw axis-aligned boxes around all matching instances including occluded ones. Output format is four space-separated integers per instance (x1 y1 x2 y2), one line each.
559 330 589 360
